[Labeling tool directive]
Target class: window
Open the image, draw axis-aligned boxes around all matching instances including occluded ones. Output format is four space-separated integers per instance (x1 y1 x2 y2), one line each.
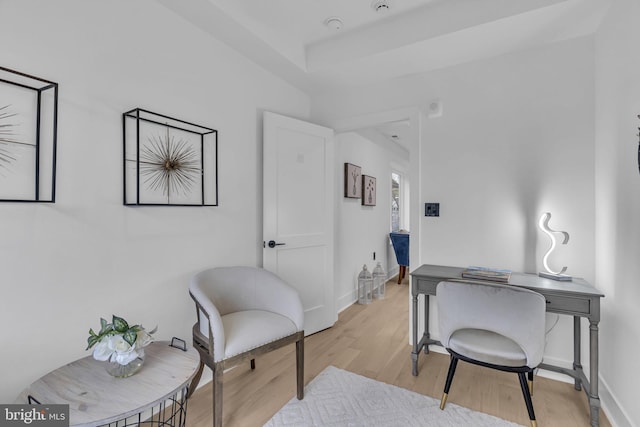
391 172 401 232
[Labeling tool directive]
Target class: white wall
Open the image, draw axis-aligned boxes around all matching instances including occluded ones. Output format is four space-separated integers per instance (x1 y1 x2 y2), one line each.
334 132 405 311
0 0 310 403
416 36 597 381
313 34 597 385
595 1 640 425
334 132 391 311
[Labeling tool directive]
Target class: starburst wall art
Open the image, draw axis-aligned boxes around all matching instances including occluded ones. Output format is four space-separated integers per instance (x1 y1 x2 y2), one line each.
0 66 58 202
123 108 218 206
0 104 18 171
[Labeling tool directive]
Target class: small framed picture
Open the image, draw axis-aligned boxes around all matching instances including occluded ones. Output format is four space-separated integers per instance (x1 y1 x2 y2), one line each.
362 175 376 206
344 163 362 198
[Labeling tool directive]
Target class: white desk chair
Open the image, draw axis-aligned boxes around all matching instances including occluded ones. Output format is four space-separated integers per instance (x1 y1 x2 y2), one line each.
188 266 305 427
436 280 546 427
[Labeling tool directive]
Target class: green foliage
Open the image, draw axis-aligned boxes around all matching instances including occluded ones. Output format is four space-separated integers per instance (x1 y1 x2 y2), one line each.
86 315 145 350
112 315 129 333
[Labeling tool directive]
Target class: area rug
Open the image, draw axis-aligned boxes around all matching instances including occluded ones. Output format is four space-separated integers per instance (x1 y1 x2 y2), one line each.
264 366 522 427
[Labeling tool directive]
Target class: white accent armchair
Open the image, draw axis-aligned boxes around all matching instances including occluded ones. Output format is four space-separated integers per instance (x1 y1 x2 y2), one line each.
188 266 305 427
437 280 546 427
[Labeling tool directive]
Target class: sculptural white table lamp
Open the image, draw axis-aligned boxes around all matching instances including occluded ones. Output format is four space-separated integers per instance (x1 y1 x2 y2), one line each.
538 212 572 281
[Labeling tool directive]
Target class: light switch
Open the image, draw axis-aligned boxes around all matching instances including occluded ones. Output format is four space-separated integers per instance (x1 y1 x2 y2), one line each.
425 203 440 217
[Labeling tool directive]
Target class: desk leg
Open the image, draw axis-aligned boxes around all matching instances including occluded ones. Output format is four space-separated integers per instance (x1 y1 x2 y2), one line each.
412 293 419 376
424 295 430 354
573 316 582 391
589 320 601 427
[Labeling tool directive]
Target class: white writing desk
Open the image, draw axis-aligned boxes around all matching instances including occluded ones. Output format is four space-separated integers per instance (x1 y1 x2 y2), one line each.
410 264 604 427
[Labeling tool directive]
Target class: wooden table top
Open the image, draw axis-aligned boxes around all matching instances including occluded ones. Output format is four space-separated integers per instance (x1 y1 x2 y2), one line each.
15 340 200 427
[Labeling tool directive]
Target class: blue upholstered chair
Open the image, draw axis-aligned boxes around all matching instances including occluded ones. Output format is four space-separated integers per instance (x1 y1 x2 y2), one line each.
436 280 546 427
389 231 409 284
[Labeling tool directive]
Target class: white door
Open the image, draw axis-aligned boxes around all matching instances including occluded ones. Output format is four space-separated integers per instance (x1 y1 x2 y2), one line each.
263 112 337 336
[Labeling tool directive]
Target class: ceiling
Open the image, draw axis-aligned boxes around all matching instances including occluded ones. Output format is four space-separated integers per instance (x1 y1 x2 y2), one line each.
155 0 609 149
157 0 609 95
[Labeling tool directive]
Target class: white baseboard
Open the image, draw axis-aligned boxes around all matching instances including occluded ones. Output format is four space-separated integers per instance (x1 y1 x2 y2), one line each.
337 291 357 314
598 376 634 427
336 275 398 314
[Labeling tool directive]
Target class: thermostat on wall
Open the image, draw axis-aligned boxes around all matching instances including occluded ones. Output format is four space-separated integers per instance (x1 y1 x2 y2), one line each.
425 203 440 217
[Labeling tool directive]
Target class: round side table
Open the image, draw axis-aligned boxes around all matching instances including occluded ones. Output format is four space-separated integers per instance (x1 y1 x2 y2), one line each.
15 339 200 427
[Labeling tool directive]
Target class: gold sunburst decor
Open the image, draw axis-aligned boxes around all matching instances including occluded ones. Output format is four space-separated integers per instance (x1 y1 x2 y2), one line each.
0 104 19 172
139 128 200 201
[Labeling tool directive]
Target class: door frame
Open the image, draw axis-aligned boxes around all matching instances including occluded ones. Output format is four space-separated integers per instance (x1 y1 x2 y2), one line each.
326 106 426 345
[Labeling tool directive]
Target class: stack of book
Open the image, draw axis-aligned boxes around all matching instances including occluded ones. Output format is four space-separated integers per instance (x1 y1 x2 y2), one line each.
539 271 572 281
462 266 512 283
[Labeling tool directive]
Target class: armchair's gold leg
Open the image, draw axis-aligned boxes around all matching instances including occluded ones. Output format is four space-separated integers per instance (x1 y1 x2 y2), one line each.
530 420 537 427
439 393 448 410
528 379 533 396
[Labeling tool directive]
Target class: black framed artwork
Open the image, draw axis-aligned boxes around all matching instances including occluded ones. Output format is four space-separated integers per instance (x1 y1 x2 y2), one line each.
0 66 58 202
123 108 218 206
362 175 376 206
344 163 362 199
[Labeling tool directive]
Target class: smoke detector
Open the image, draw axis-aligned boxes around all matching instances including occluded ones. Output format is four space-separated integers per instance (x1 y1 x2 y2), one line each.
372 0 391 12
324 17 343 30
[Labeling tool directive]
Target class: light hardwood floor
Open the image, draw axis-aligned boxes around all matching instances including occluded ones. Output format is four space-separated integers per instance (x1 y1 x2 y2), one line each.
186 277 611 427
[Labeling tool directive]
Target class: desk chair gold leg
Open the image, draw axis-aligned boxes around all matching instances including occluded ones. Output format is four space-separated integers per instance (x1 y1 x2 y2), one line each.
518 372 537 427
528 370 534 396
439 393 448 410
440 355 458 410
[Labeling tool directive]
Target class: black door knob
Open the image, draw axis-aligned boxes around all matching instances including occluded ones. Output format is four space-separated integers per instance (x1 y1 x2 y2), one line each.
267 240 285 248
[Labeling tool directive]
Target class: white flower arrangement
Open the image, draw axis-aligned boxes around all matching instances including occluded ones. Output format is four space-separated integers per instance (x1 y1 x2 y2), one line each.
86 315 156 365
